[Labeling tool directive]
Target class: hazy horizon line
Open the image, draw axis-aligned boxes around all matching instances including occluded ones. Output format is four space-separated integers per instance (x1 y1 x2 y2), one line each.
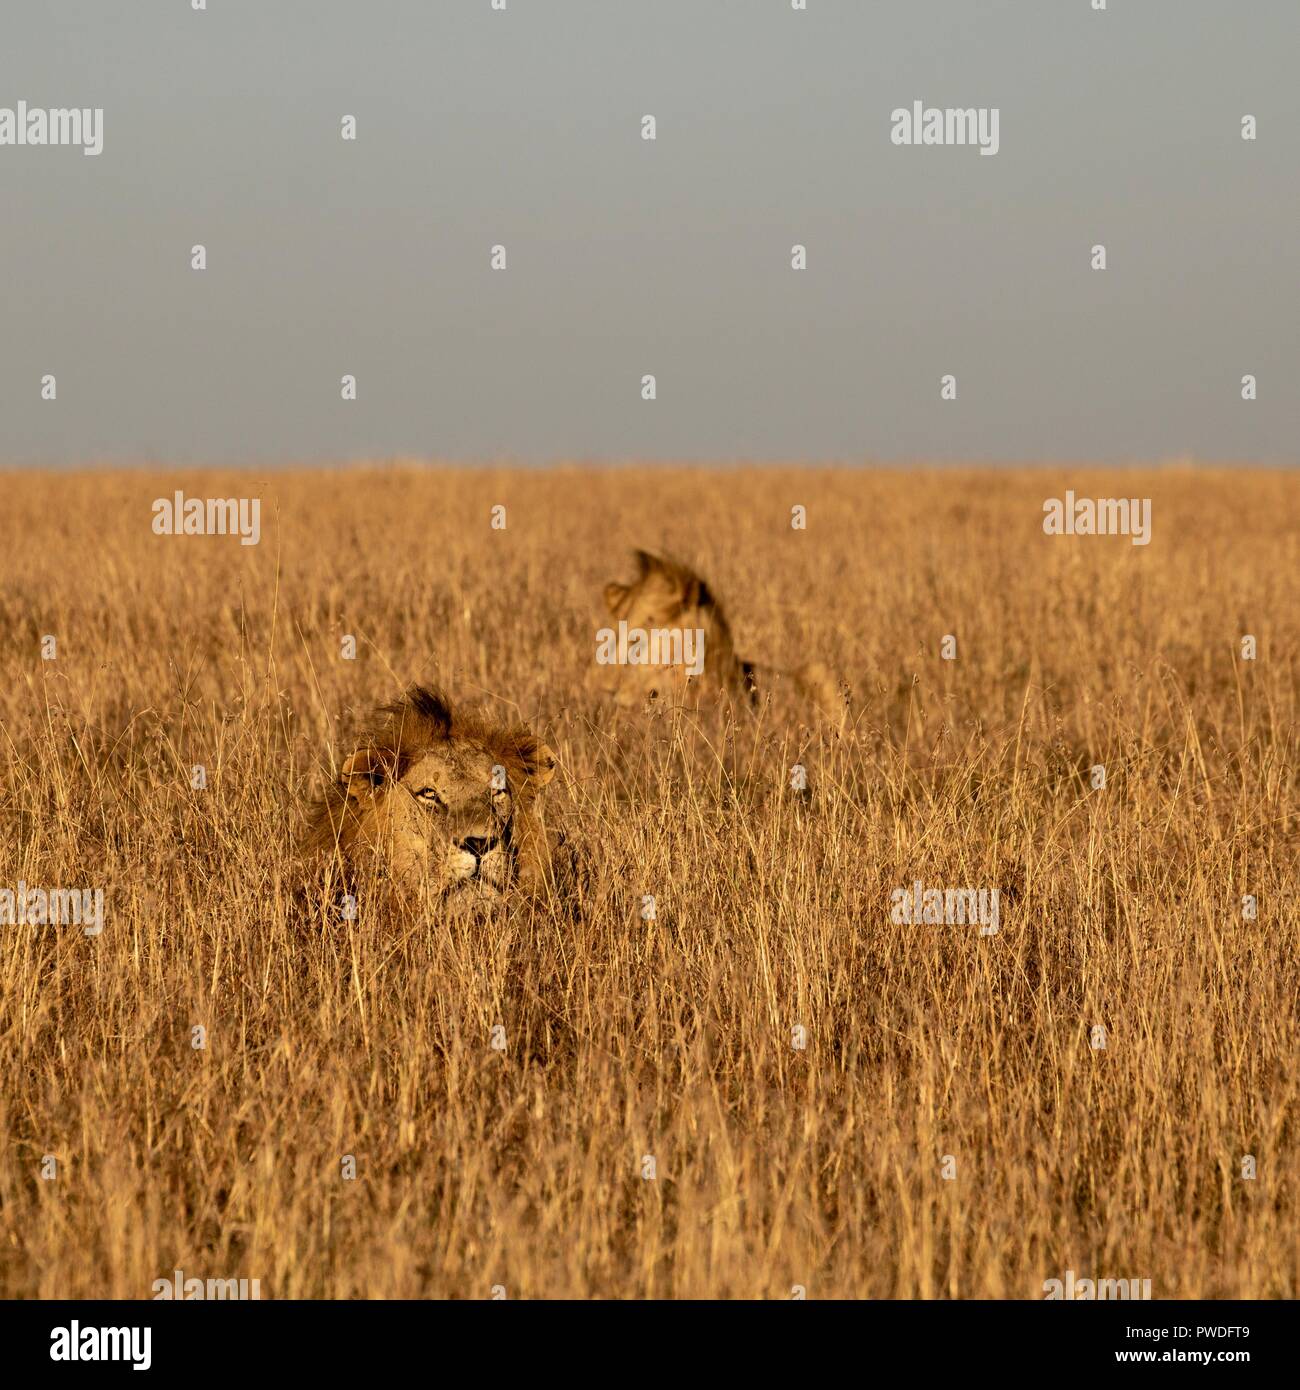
3 454 1297 476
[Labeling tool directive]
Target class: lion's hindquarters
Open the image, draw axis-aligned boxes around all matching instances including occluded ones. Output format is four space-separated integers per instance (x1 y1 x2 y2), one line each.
788 660 850 729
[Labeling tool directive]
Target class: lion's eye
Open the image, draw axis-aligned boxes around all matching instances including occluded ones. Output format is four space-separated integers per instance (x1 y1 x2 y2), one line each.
416 787 444 805
492 787 509 800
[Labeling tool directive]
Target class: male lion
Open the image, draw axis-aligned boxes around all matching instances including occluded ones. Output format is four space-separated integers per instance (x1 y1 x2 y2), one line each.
304 685 567 915
597 548 848 726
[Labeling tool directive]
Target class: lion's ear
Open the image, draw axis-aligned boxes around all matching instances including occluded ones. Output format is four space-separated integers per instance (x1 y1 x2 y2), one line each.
633 548 667 579
684 575 712 610
604 581 629 615
340 746 394 800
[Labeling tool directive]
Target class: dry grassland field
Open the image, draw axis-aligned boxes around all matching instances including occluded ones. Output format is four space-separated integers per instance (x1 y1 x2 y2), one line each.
0 463 1296 1300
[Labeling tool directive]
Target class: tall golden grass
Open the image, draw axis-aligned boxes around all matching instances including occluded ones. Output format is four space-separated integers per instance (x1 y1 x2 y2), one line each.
0 464 1295 1299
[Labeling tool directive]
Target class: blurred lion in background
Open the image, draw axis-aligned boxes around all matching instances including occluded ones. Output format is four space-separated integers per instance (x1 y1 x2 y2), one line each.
596 548 848 726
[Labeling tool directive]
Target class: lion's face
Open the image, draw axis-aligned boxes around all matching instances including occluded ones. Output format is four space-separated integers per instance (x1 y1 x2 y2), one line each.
344 742 515 899
595 551 845 728
307 687 557 911
598 549 724 708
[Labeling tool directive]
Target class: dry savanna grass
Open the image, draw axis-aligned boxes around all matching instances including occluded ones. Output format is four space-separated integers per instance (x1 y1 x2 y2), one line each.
0 464 1296 1300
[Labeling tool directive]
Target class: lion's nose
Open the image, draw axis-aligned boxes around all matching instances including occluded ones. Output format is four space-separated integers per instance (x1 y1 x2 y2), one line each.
459 836 494 862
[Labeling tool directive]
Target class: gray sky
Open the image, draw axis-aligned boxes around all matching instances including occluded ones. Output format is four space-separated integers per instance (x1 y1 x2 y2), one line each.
3 0 1297 467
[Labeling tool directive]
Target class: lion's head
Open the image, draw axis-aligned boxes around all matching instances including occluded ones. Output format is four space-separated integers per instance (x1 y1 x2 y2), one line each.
596 548 753 709
305 686 558 909
596 548 848 727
